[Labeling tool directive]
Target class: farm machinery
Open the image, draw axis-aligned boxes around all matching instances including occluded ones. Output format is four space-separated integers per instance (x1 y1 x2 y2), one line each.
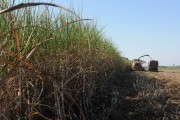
132 55 158 72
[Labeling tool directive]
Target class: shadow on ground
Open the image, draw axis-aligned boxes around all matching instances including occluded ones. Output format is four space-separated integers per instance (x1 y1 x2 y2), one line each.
90 71 180 120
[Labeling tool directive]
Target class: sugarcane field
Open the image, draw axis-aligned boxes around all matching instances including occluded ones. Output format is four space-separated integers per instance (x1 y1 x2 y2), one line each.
0 1 179 120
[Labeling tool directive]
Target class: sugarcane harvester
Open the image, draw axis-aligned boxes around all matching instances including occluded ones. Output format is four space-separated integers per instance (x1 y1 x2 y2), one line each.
132 55 158 72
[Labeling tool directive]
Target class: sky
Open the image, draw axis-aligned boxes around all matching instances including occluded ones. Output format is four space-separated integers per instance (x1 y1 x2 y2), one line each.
15 0 180 66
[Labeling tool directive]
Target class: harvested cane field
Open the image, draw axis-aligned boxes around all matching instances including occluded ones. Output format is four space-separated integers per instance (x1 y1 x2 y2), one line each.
0 1 180 120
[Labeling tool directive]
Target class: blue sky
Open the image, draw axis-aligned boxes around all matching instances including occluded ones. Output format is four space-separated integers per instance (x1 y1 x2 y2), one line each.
16 0 180 66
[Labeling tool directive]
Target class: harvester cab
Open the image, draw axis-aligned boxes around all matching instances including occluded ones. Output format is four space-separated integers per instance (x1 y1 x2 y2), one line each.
132 55 158 72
